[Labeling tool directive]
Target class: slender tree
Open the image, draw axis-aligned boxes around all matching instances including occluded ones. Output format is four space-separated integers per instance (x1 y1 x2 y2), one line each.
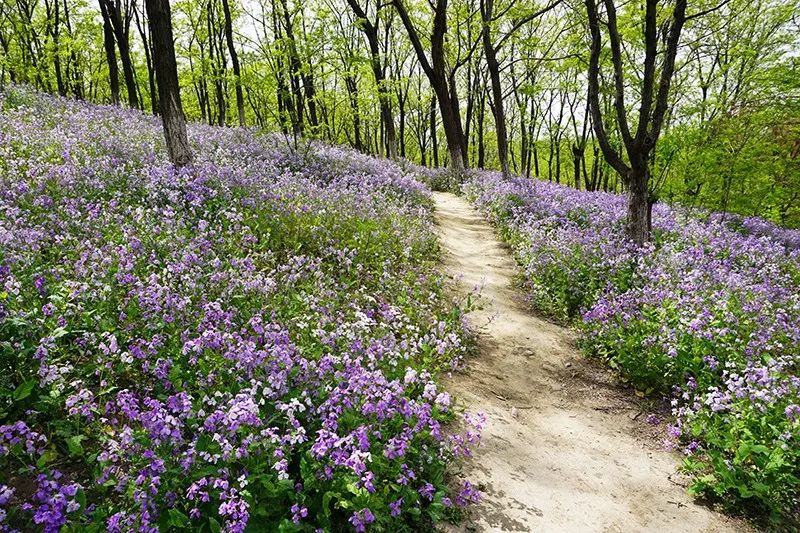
393 0 467 171
585 0 688 244
221 0 245 125
346 0 398 158
145 0 193 167
99 0 121 104
99 0 139 108
133 2 157 114
480 0 561 177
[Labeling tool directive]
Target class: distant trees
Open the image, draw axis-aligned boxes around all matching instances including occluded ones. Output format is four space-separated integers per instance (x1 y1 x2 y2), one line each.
0 0 797 227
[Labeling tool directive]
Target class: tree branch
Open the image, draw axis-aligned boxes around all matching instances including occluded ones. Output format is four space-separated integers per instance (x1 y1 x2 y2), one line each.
495 0 563 51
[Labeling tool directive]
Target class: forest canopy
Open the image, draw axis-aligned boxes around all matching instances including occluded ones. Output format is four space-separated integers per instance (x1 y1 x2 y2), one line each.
0 0 798 227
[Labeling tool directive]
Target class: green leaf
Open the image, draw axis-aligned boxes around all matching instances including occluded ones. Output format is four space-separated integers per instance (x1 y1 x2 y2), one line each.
322 491 339 518
169 364 183 385
66 435 86 456
735 443 751 461
36 445 59 468
74 489 87 513
13 379 37 401
736 484 753 498
208 517 221 533
168 509 190 528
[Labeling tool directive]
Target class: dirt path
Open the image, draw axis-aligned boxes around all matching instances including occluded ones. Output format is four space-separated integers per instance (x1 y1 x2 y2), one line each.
434 192 746 533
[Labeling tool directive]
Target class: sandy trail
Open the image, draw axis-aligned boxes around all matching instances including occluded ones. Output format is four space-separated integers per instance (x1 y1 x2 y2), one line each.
434 192 745 533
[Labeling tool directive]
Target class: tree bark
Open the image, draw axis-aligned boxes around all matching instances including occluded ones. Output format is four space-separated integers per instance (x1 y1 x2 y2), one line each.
394 0 466 171
44 0 67 96
100 0 139 108
627 169 650 245
221 0 245 126
430 93 439 167
585 0 687 245
99 0 120 104
481 0 509 177
278 0 305 135
134 4 158 114
206 0 226 126
345 73 362 151
477 87 486 169
146 0 193 167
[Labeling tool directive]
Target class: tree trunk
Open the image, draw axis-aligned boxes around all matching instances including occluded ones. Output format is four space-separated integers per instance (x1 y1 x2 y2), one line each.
430 94 439 167
45 0 67 96
627 167 650 245
134 6 158 114
585 0 686 244
206 0 226 126
447 74 468 168
115 23 138 109
146 0 193 167
221 0 245 126
278 0 305 135
100 0 139 108
481 0 509 177
477 87 486 169
344 0 398 158
99 1 120 104
345 74 362 151
554 134 562 184
572 144 582 189
394 0 465 171
398 96 406 158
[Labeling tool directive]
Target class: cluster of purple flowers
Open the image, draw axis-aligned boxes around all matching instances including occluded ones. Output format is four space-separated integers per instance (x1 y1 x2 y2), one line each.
0 87 479 531
465 171 799 521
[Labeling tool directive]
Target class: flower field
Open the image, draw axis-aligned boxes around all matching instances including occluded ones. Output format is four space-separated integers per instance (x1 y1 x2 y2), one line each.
0 87 481 532
465 172 800 524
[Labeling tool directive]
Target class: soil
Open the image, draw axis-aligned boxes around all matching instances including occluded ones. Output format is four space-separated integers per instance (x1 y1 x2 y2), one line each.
434 192 750 533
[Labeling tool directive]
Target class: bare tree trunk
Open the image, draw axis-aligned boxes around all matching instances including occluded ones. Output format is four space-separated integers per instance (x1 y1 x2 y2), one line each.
346 0 398 158
134 4 158 114
99 0 120 104
100 0 139 108
394 0 466 170
430 93 439 167
44 0 67 96
477 87 486 169
481 0 509 177
221 0 245 126
585 0 687 245
146 0 192 167
398 93 407 158
627 168 649 244
206 0 226 126
345 74 362 151
278 0 305 135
